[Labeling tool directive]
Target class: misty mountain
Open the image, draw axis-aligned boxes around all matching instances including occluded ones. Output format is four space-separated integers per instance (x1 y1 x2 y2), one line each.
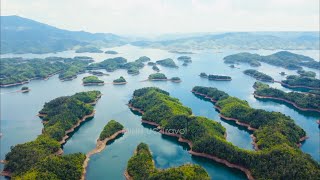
0 15 127 54
131 32 320 50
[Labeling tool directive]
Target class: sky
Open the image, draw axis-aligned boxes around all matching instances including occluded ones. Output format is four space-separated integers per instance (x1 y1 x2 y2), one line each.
1 0 319 35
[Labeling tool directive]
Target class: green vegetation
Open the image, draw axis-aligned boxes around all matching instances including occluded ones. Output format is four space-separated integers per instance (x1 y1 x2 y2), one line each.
152 65 160 72
82 76 104 85
88 70 108 76
148 73 167 80
99 120 124 140
21 86 29 91
281 75 320 89
224 51 320 70
309 90 320 95
185 86 319 179
200 72 208 78
224 52 262 67
0 57 93 86
87 56 149 74
243 69 274 82
104 50 118 54
87 57 127 72
156 58 178 68
280 72 286 76
254 82 320 110
113 76 126 83
177 56 192 63
127 143 210 180
147 62 156 66
135 56 151 63
208 75 231 81
171 77 181 81
75 46 103 53
297 70 316 78
4 91 101 178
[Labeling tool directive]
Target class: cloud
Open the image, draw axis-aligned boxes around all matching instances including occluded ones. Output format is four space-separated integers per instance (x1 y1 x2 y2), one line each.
1 0 319 34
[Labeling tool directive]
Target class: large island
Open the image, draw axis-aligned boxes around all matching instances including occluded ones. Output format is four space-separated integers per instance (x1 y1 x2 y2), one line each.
82 76 105 86
224 51 320 70
127 87 319 180
243 69 274 82
1 91 102 179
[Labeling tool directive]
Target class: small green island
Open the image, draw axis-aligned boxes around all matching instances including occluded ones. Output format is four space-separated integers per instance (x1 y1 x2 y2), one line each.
147 62 156 66
243 69 274 82
177 56 192 63
88 70 109 76
82 76 104 86
199 73 232 81
125 143 210 180
253 82 320 112
75 46 103 53
2 91 101 179
152 65 160 72
169 50 194 54
113 76 127 84
280 75 320 90
99 120 124 141
148 73 167 80
128 87 319 179
170 77 181 82
224 51 320 70
135 56 151 63
156 58 178 68
104 50 118 54
279 72 287 76
21 86 30 93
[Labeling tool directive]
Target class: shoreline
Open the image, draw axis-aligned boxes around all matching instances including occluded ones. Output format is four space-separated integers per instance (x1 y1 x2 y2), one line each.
81 129 126 180
253 94 320 113
82 82 105 86
58 111 96 145
127 103 255 180
274 80 320 90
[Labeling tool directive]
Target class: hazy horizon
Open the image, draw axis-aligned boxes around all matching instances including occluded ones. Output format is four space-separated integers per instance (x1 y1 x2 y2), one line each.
2 0 319 35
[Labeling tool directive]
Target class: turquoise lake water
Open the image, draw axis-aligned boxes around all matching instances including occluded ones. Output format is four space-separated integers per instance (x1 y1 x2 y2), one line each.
1 45 319 180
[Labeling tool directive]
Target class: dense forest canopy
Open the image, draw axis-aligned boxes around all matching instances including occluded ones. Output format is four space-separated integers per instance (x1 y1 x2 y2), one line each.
4 91 101 178
281 75 320 89
127 143 210 180
156 58 178 68
82 76 104 84
0 56 93 86
224 51 320 70
148 73 167 80
243 69 274 82
125 86 320 179
104 50 118 54
254 82 320 110
113 76 127 83
99 120 124 140
75 46 103 53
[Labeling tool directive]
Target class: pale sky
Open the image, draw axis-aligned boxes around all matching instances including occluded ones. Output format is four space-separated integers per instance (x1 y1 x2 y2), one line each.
2 0 319 35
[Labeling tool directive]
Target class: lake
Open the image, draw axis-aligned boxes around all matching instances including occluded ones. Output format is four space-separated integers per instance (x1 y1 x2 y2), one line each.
1 45 319 180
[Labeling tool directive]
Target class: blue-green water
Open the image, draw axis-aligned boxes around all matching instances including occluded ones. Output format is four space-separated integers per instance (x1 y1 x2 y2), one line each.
1 45 319 179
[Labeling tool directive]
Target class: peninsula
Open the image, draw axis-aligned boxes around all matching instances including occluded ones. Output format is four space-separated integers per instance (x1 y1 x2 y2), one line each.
243 69 274 82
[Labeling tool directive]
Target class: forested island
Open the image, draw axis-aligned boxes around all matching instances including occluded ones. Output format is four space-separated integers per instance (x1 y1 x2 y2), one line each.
152 65 160 72
82 76 104 86
279 75 320 90
199 72 231 81
2 91 101 179
253 82 320 112
125 143 210 180
147 62 156 66
224 51 320 70
113 76 127 84
128 87 319 179
75 46 103 53
148 73 167 80
297 70 316 78
87 56 150 75
177 56 192 63
156 58 178 68
88 70 109 76
169 50 194 54
0 56 94 87
243 69 274 82
104 50 118 54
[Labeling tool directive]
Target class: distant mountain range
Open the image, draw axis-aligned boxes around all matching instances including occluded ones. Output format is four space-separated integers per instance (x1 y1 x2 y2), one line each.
131 32 320 51
1 16 319 54
0 15 127 54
